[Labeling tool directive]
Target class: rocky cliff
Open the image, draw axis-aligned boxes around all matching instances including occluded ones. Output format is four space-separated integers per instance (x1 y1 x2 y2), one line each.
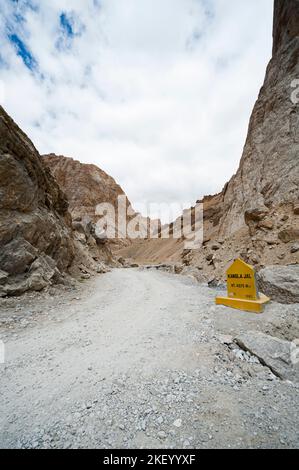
42 154 131 228
119 0 299 278
0 108 117 296
42 154 156 250
201 0 299 277
0 106 75 296
218 0 299 238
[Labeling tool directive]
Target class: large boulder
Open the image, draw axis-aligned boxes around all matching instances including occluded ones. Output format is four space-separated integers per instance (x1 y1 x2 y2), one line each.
235 331 299 382
257 265 299 304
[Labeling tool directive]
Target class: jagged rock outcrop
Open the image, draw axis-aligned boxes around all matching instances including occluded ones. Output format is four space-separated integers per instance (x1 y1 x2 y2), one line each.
218 0 299 237
203 0 299 276
42 154 157 249
118 0 299 281
0 108 116 296
0 106 75 296
42 154 131 228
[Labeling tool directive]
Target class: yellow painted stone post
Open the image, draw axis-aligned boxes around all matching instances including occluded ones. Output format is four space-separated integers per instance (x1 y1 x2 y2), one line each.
215 259 270 313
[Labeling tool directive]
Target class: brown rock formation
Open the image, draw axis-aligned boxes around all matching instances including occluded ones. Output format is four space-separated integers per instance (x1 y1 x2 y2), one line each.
218 0 299 238
42 154 131 226
42 154 157 249
0 106 75 296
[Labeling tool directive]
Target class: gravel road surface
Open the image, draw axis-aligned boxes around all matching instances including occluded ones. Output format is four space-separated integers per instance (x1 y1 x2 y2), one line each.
0 269 298 449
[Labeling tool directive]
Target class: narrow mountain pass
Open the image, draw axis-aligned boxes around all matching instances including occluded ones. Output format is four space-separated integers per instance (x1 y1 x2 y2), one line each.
0 269 298 449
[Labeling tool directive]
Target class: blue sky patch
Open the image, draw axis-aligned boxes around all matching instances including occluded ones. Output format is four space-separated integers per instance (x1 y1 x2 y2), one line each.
59 12 85 38
13 12 25 24
57 11 85 51
8 33 38 71
60 12 74 38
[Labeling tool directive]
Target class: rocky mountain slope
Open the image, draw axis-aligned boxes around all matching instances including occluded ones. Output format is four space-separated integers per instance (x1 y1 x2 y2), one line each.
119 0 299 279
0 106 157 296
1 0 298 295
0 106 75 296
0 107 113 296
43 154 131 241
42 154 158 250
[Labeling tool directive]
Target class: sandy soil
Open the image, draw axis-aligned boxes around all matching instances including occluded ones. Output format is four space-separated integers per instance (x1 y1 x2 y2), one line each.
0 268 298 449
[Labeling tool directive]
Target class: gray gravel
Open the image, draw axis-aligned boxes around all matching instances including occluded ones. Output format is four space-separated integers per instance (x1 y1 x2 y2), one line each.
0 268 298 449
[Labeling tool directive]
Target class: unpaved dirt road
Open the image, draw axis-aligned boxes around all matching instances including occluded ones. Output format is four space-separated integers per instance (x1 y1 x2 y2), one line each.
0 269 298 449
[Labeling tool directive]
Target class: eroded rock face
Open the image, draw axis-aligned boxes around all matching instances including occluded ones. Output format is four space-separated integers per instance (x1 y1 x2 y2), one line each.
0 106 75 296
42 154 134 251
219 0 299 237
42 154 156 249
201 0 299 273
118 0 299 281
42 154 131 228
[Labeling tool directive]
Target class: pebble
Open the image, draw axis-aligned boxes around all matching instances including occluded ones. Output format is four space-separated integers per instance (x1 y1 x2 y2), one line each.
173 419 182 428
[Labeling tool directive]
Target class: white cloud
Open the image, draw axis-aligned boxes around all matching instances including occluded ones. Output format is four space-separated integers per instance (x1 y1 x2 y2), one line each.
0 0 273 221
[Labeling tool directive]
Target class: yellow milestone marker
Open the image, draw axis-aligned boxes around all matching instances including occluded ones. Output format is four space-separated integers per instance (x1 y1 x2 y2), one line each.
215 258 270 313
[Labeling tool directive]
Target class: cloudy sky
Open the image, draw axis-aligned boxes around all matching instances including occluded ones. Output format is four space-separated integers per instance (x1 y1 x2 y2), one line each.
0 0 273 221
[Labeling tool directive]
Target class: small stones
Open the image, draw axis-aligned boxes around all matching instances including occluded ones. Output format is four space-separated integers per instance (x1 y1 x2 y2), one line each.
232 348 260 364
218 334 234 345
173 419 182 428
81 273 91 280
208 278 221 288
278 229 299 243
293 204 299 215
156 416 164 425
290 244 299 254
258 219 274 230
2 268 299 451
211 243 221 251
141 420 147 431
